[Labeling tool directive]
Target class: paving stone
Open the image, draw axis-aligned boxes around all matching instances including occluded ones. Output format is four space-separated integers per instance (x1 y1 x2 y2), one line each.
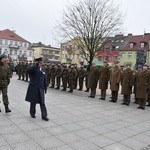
0 145 13 150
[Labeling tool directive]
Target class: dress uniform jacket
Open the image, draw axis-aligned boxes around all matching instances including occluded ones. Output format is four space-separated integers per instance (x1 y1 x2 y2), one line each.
110 66 122 91
136 70 150 99
25 65 47 104
121 68 133 95
99 66 110 90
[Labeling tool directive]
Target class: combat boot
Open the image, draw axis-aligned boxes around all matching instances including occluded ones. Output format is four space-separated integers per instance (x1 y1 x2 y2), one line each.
0 108 1 112
4 104 11 113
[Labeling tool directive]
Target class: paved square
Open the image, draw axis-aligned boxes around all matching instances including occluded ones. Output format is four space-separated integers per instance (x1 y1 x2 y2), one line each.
0 74 150 150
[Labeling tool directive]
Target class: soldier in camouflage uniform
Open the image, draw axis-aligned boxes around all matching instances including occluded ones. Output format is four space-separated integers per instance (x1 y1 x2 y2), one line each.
49 64 56 88
61 65 69 91
17 61 22 80
0 54 11 113
25 62 29 82
78 66 86 91
68 65 77 93
55 64 62 89
45 63 51 87
21 61 26 81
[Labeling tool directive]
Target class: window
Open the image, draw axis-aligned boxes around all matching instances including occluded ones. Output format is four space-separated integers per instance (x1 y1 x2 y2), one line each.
0 40 2 44
29 51 32 56
55 56 59 60
113 56 118 61
128 52 132 58
141 43 145 48
130 43 134 48
0 48 1 54
10 50 12 55
15 41 18 46
5 40 8 45
121 53 125 58
24 43 27 47
23 51 26 56
98 56 102 61
106 56 109 61
10 40 13 45
105 46 110 51
19 50 22 55
14 50 17 55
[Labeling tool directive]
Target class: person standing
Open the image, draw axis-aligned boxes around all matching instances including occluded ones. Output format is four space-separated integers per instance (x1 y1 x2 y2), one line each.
0 54 11 113
88 63 99 98
25 57 49 121
68 65 77 93
78 66 86 91
121 64 133 106
136 64 150 110
99 61 110 100
55 64 62 90
109 61 122 103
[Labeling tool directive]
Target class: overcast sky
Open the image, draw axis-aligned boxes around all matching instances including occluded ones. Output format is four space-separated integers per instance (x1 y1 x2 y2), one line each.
0 0 150 47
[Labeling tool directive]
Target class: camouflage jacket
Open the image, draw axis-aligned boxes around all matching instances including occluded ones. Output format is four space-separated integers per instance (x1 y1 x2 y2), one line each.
0 62 10 87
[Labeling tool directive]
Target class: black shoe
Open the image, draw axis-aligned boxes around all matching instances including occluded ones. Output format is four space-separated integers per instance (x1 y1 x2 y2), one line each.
109 100 114 102
50 86 54 88
99 98 105 100
5 105 11 113
88 96 95 98
146 104 150 107
61 89 66 91
31 115 36 118
78 89 82 91
84 90 89 92
55 87 59 90
141 107 145 110
68 90 73 93
42 117 49 121
121 103 126 105
0 109 1 112
137 106 142 109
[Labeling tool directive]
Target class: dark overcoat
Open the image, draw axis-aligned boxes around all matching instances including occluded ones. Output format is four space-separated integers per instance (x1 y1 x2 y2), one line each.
121 68 133 95
25 65 47 104
136 70 150 99
99 66 110 90
88 66 99 89
110 66 122 91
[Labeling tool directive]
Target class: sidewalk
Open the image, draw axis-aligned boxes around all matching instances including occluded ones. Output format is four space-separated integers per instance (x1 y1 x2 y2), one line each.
0 74 150 150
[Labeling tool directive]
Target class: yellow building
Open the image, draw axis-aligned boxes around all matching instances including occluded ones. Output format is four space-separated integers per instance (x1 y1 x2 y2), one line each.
60 39 88 66
32 42 60 62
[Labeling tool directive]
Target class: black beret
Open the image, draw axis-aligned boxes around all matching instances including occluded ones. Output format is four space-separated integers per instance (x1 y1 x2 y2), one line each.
35 57 42 62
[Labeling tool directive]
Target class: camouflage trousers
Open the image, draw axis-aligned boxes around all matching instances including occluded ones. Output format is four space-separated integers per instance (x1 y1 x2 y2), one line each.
0 87 9 105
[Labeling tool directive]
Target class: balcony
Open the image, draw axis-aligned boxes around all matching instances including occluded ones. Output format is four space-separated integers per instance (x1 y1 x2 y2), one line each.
9 44 19 49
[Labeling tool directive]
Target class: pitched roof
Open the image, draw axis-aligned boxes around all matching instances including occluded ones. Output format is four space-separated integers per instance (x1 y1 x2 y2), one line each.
0 29 29 43
123 34 150 51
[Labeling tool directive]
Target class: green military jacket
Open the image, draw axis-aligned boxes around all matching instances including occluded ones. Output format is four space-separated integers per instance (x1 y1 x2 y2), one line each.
0 62 10 87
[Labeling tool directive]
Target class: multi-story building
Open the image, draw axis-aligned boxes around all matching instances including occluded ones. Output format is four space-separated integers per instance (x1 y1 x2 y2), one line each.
96 34 129 66
31 42 60 63
121 33 150 67
60 39 88 66
0 29 34 63
97 33 150 68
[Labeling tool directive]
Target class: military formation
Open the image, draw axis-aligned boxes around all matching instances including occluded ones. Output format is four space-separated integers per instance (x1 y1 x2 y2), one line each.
14 60 150 110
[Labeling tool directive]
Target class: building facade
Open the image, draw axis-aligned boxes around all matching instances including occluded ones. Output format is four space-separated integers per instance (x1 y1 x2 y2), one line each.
60 39 88 66
0 29 34 63
31 42 60 63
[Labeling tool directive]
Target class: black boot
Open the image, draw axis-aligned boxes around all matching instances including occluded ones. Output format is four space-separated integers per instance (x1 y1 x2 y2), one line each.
4 104 11 113
0 108 1 112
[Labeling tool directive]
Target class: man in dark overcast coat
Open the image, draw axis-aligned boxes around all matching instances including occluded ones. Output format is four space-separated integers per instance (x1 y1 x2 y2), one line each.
25 57 49 121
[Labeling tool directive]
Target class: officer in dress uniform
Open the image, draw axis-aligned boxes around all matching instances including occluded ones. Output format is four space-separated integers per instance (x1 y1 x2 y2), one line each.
25 57 49 121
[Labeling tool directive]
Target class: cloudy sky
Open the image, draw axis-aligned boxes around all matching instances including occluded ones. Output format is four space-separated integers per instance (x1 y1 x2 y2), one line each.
0 0 150 47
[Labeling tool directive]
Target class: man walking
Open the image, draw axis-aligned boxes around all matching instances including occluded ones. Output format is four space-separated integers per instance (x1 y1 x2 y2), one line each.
25 57 49 121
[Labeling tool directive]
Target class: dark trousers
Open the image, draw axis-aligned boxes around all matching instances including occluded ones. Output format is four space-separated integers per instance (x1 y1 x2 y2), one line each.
30 103 47 117
0 87 9 105
139 99 146 108
79 77 84 90
123 95 131 105
101 89 106 99
90 88 96 97
112 91 118 102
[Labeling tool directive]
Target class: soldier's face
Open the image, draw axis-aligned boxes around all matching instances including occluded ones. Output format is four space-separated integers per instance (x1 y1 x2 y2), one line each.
1 57 7 63
143 66 148 70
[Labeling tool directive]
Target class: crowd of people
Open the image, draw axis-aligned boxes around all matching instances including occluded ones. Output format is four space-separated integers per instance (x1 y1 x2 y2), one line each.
15 60 150 110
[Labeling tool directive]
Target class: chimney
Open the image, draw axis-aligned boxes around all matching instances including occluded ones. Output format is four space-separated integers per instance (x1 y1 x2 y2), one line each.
128 33 132 36
115 34 123 37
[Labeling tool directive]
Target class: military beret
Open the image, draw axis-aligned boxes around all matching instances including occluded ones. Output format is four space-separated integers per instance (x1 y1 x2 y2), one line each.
0 54 7 59
34 57 42 62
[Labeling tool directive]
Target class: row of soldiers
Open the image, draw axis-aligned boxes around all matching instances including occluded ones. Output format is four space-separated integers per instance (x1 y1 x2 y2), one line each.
17 61 150 110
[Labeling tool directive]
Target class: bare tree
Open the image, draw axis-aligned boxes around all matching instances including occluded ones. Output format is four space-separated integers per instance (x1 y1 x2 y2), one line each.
57 0 124 67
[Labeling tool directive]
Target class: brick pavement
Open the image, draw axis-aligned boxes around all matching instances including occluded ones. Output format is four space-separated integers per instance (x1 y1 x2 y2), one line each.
0 74 150 150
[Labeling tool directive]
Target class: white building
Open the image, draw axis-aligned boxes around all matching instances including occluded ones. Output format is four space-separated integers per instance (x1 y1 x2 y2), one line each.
0 29 34 63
